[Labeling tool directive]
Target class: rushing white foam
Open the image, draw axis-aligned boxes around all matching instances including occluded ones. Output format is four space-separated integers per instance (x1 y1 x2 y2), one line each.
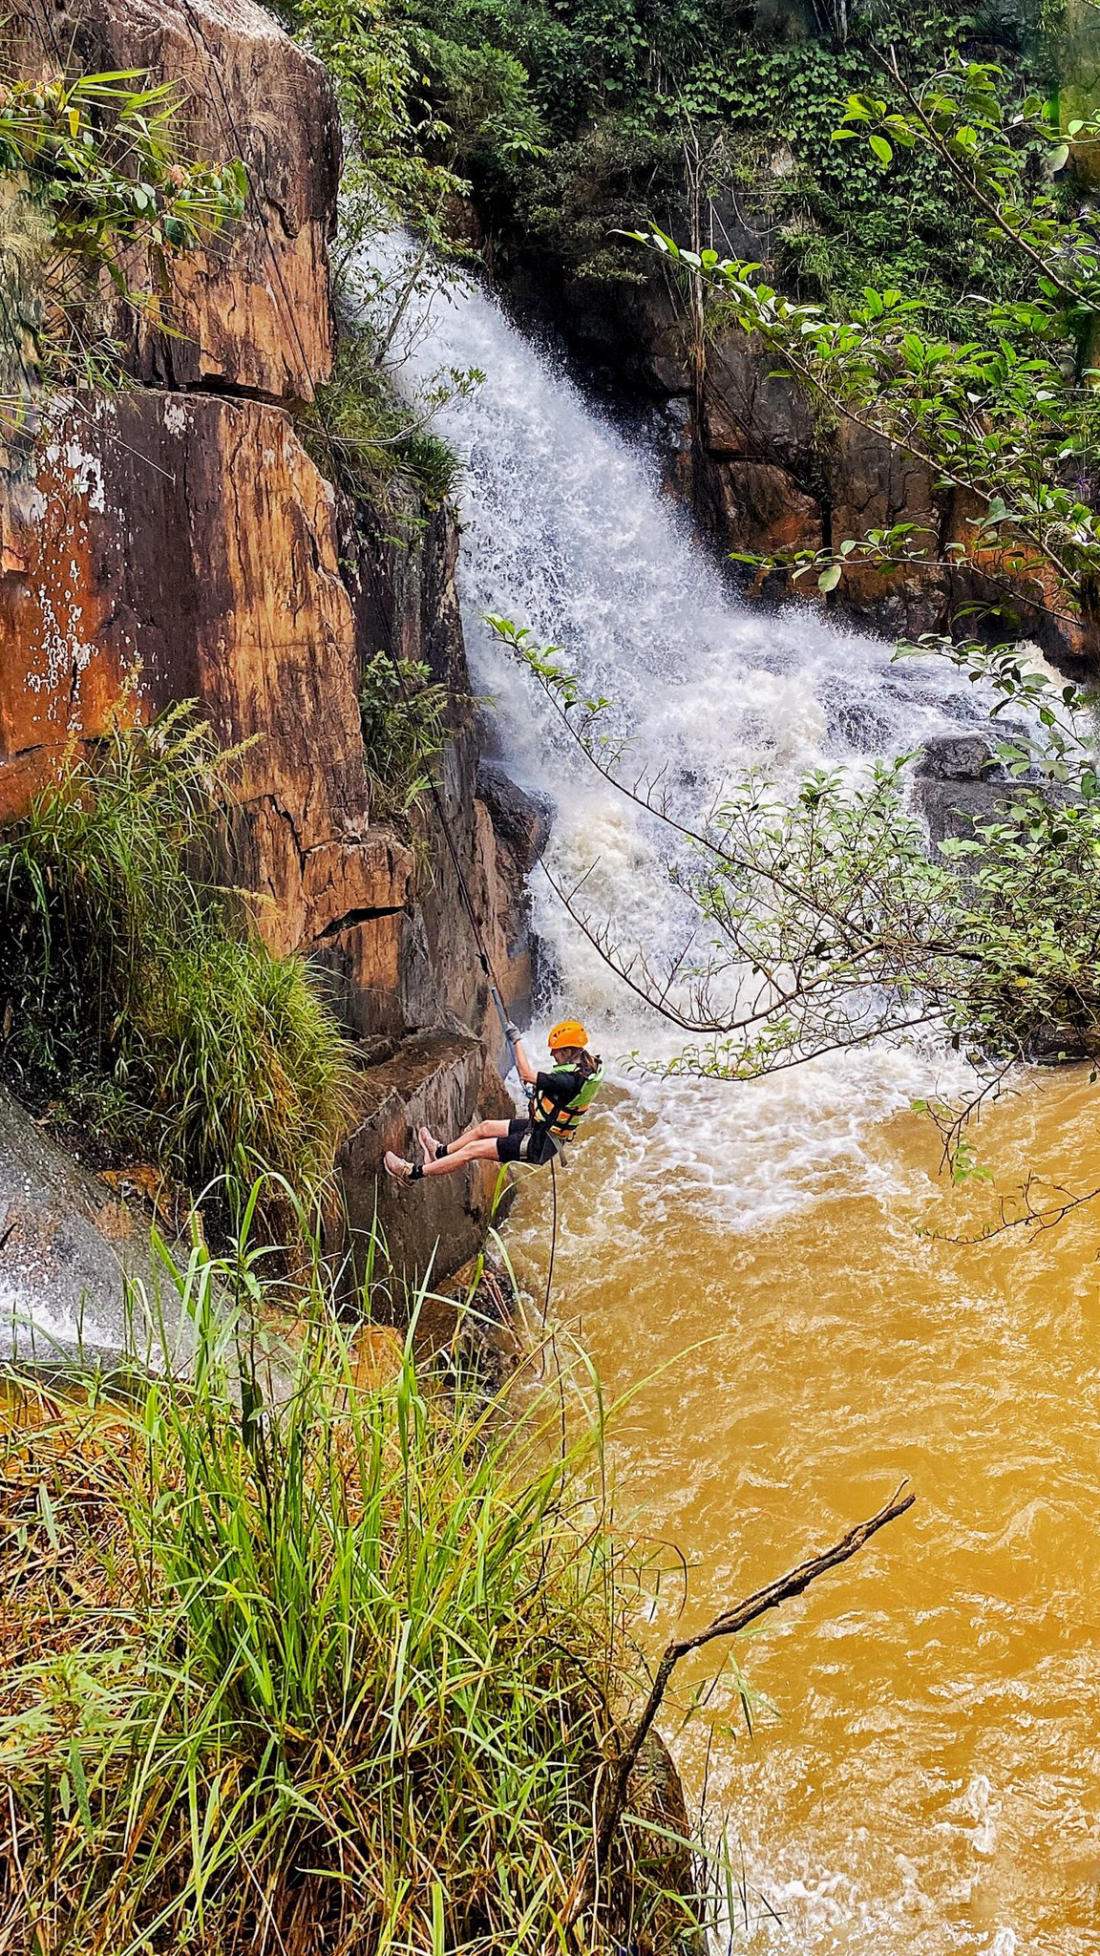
365 240 982 1222
0 1272 115 1361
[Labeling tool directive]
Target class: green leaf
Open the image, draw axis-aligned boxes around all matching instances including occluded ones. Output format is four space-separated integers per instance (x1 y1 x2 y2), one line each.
818 563 843 593
1049 142 1070 172
869 133 894 166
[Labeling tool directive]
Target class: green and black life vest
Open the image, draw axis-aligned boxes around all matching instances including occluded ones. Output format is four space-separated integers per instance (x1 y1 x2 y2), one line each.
530 1060 604 1143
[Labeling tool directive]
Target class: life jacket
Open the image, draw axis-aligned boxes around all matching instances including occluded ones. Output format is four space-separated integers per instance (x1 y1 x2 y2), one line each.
530 1059 604 1144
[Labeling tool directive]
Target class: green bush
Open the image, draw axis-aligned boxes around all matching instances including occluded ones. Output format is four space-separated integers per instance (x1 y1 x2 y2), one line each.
0 1231 709 1954
360 650 452 824
301 324 464 514
0 706 358 1207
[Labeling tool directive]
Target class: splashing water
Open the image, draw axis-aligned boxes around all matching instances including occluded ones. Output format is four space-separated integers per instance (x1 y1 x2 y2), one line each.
369 243 1100 1956
371 241 980 1225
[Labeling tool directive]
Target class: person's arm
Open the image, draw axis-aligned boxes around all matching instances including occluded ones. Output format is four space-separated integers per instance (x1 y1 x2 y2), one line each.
506 1024 538 1087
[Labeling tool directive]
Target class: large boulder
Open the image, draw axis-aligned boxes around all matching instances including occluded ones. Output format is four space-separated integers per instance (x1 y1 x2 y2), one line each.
914 734 1014 850
702 325 818 476
699 456 823 566
474 760 553 1035
7 0 339 400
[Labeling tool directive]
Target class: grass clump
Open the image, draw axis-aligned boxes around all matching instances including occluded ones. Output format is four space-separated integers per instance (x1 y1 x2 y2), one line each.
0 707 358 1209
0 1228 708 1954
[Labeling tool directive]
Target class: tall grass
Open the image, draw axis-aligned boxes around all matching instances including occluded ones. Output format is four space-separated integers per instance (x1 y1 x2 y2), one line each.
0 707 358 1210
0 1225 707 1954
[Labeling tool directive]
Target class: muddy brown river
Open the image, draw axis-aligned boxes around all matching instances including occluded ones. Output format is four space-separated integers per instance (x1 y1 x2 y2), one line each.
505 1069 1100 1956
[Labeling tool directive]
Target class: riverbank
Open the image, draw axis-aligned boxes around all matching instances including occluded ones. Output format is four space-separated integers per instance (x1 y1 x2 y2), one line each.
0 1239 706 1954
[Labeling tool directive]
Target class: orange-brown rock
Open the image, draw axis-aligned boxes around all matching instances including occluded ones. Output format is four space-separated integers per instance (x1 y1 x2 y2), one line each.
0 391 410 957
702 457 823 566
6 0 338 400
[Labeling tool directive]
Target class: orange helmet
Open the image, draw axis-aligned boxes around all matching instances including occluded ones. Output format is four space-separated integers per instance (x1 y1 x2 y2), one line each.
549 1018 588 1052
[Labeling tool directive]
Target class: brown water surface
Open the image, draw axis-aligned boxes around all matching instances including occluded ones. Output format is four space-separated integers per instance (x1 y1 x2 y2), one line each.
504 1067 1100 1955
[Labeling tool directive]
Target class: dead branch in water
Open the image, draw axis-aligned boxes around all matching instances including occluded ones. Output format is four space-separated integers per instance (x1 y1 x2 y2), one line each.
552 1483 916 1946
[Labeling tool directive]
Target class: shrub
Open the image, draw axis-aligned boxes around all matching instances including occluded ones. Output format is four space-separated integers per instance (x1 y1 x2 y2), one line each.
360 649 451 823
300 324 465 515
0 1230 708 1954
0 706 358 1208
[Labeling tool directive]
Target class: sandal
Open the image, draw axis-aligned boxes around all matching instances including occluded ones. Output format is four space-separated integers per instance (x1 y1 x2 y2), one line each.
384 1151 423 1183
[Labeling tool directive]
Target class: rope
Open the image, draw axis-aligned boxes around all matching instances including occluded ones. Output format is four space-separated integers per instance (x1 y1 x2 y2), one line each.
545 1152 558 1326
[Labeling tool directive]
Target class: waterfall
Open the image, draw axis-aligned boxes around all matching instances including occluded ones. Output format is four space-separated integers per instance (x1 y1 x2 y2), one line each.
369 241 980 1229
364 250 1089 1956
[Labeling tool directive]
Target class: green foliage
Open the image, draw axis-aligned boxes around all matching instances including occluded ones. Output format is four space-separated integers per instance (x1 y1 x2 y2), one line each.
360 651 451 823
0 69 246 404
512 115 679 283
283 0 464 241
0 708 358 1209
281 0 543 243
301 320 468 514
0 1232 712 1953
490 619 1100 1082
384 0 1037 307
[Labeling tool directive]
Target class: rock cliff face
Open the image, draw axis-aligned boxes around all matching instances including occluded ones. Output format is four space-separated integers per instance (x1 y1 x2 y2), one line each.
8 0 337 399
1 0 525 1304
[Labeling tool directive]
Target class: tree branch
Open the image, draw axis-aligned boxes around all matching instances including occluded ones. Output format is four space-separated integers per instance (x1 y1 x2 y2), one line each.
594 1483 916 1867
549 1487 915 1946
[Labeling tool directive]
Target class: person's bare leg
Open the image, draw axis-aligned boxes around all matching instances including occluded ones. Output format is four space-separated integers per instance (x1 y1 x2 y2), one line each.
423 1136 503 1178
386 1136 503 1181
420 1117 509 1159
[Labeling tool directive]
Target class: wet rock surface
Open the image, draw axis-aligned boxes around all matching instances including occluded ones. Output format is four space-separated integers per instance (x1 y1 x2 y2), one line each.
915 733 1013 849
493 242 1093 663
476 761 553 873
339 1032 514 1297
0 1085 175 1367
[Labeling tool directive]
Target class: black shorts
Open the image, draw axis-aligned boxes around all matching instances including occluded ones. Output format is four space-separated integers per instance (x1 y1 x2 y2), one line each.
496 1118 559 1167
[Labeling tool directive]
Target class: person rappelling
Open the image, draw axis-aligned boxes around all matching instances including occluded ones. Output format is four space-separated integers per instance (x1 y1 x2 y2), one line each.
384 1019 603 1184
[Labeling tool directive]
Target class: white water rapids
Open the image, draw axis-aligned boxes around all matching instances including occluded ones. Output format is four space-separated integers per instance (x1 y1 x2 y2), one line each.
371 243 983 1231
367 247 1100 1956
